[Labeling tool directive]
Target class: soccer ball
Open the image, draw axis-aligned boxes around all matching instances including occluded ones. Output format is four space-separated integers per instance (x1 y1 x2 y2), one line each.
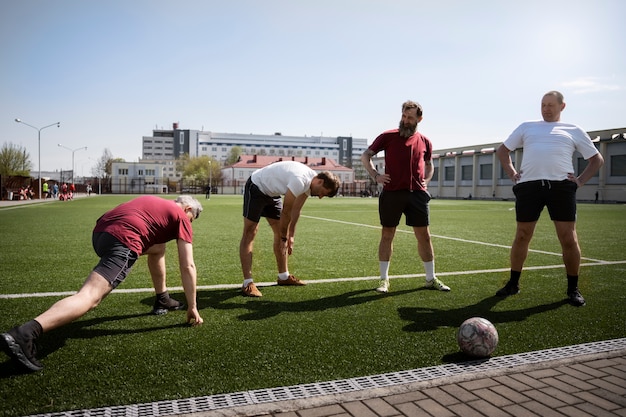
456 317 499 358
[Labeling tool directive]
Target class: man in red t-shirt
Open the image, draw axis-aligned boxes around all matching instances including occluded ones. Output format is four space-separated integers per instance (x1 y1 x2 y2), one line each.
1 195 204 372
361 100 450 294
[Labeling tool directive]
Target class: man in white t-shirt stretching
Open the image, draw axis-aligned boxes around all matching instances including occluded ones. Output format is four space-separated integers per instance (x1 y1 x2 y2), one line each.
495 90 604 306
240 161 341 297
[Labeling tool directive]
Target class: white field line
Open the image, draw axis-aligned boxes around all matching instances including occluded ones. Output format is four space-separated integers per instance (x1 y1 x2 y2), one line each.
2 260 625 300
302 215 608 263
2 214 622 300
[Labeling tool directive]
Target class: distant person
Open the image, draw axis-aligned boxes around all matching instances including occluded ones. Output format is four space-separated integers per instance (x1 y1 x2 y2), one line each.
0 195 204 372
205 185 211 199
42 181 49 199
239 161 341 297
52 183 59 199
361 100 450 294
495 90 604 306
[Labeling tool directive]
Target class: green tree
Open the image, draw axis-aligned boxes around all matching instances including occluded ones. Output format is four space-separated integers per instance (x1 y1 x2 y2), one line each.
226 146 243 165
177 155 221 184
0 142 32 176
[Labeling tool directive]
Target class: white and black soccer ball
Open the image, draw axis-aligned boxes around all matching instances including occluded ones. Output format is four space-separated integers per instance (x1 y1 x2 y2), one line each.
456 317 499 358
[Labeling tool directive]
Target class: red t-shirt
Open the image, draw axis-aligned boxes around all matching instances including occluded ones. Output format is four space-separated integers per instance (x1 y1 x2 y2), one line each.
93 196 193 255
368 129 432 192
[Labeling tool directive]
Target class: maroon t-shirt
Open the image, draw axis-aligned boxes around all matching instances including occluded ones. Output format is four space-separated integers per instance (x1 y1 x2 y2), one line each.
368 129 432 192
93 196 193 255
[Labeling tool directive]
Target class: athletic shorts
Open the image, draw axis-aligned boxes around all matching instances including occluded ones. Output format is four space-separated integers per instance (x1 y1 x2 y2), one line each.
242 177 282 222
91 232 138 289
513 179 578 222
379 189 431 228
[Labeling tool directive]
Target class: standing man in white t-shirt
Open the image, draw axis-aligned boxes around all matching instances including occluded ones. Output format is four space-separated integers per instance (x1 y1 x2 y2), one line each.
240 161 341 297
495 90 604 306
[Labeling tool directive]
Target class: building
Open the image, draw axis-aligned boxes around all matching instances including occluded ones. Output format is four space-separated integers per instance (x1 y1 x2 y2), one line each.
221 155 355 195
141 123 369 181
425 128 626 202
110 161 168 194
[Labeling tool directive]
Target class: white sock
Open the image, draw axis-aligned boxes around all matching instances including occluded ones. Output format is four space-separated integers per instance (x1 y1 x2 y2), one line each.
278 271 290 280
379 261 390 280
424 260 435 281
243 278 254 287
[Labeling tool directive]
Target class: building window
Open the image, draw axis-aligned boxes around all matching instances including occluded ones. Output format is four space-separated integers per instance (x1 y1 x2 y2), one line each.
480 164 493 180
118 168 128 175
610 154 626 176
432 167 439 181
179 132 184 145
461 165 473 180
444 166 455 181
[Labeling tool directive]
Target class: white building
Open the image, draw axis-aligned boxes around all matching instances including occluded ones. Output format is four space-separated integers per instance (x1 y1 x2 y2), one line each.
110 161 168 194
141 123 369 180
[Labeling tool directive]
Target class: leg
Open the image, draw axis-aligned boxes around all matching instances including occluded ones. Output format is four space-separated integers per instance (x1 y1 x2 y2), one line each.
496 221 537 296
510 221 537 272
240 217 260 280
553 221 580 276
268 218 288 274
413 226 433 262
145 243 183 313
35 272 112 332
146 243 167 293
239 217 263 297
414 226 450 291
379 226 396 262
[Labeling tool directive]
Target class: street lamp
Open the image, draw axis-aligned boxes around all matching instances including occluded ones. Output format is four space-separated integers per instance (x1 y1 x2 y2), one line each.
58 144 87 186
208 159 212 199
14 118 61 200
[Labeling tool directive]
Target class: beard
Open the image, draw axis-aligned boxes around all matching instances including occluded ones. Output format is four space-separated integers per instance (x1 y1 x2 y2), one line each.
398 120 417 138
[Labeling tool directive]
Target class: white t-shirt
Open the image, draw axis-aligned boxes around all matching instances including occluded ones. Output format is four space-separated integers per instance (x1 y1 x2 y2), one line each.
503 120 599 183
251 161 316 197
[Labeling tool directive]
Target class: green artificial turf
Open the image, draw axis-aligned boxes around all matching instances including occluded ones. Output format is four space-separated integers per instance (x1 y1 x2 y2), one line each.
0 195 624 417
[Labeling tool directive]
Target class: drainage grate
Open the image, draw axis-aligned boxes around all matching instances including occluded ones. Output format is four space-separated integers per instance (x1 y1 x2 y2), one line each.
29 338 626 417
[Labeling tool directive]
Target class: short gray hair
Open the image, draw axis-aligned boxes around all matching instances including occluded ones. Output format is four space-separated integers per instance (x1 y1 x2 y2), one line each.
175 195 203 220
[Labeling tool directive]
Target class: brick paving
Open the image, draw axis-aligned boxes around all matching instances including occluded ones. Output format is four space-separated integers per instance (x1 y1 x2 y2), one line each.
191 349 626 417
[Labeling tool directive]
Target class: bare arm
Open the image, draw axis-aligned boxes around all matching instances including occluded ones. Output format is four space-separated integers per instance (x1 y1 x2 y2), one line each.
280 189 308 255
177 239 203 326
361 149 388 185
423 160 434 185
569 153 604 187
496 144 520 183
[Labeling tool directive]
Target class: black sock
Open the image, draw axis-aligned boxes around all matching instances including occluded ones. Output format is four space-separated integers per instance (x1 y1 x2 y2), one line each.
156 291 170 302
509 270 521 287
567 275 579 293
18 320 43 340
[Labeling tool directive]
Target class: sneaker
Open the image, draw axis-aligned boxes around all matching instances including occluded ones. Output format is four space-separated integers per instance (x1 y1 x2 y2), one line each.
568 289 586 307
152 296 185 315
0 328 43 372
375 279 389 293
496 282 520 297
425 277 450 291
277 275 306 286
242 282 262 297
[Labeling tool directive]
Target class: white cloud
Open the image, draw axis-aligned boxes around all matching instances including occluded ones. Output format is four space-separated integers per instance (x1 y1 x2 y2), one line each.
562 77 622 94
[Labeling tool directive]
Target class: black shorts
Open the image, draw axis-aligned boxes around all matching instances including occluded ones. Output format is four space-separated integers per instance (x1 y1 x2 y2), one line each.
379 189 431 228
513 180 578 222
91 232 138 289
242 177 282 222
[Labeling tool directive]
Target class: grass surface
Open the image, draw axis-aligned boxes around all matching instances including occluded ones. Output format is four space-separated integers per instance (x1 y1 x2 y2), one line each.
0 195 625 417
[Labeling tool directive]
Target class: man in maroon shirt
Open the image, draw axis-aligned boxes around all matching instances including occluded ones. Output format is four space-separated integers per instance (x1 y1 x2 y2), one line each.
361 100 450 294
1 195 204 372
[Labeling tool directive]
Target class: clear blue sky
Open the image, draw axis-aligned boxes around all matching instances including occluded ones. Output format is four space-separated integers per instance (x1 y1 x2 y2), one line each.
1 0 624 174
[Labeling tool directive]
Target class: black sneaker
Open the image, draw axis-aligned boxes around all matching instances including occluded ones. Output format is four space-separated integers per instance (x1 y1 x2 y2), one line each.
151 297 185 315
0 328 43 372
496 282 520 297
567 289 586 307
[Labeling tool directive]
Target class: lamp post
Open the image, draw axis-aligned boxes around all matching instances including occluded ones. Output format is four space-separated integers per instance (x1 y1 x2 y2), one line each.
208 160 212 199
58 144 87 186
14 118 61 200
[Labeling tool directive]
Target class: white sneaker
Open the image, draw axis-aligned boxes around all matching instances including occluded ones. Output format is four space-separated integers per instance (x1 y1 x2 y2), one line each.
425 277 450 291
375 279 389 293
